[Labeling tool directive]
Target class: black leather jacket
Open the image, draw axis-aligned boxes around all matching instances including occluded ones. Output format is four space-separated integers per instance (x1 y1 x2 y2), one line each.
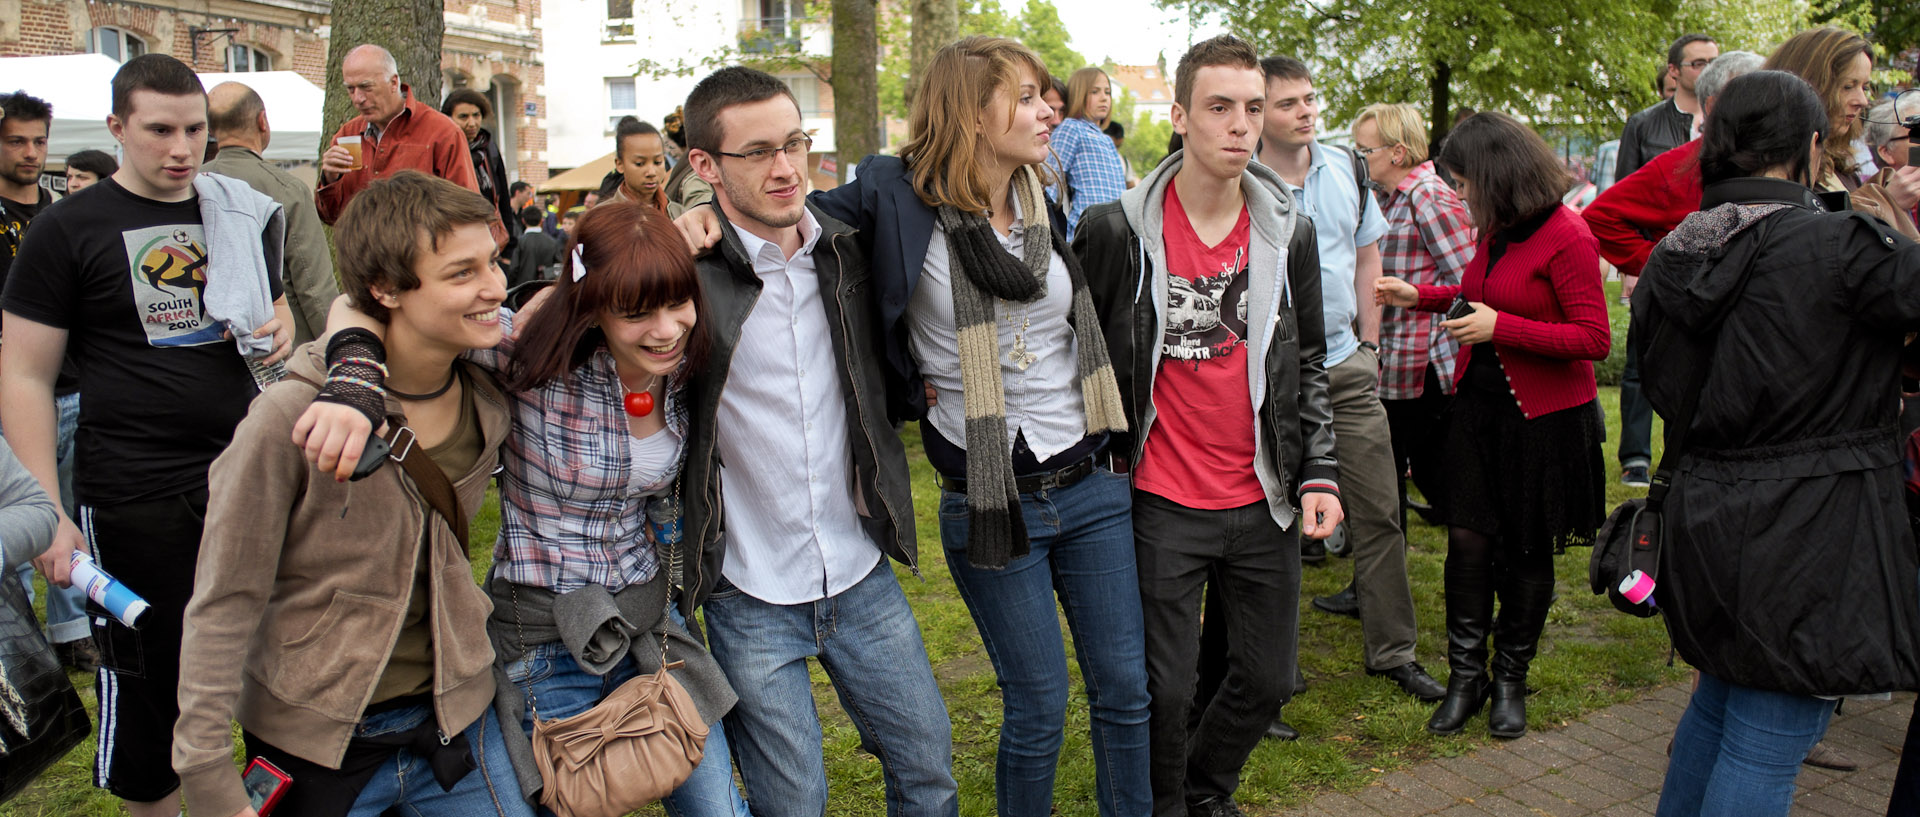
1071 155 1340 521
679 202 919 614
1616 99 1694 182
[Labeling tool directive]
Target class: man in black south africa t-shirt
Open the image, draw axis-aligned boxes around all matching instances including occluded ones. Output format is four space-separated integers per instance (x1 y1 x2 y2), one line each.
0 66 288 808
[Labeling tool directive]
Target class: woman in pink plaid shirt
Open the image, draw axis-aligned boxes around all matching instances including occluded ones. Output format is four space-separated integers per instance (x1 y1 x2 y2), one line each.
1350 103 1477 524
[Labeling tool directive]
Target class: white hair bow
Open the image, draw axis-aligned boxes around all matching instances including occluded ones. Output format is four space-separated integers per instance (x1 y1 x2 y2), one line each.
571 244 587 282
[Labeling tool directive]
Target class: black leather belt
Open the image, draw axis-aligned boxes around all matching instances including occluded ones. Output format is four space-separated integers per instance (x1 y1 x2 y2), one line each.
936 453 1122 495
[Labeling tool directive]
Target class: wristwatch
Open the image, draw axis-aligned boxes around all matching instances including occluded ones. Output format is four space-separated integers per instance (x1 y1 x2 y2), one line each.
1359 340 1380 353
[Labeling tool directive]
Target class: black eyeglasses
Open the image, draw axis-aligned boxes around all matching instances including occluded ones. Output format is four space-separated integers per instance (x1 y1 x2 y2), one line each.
716 136 814 166
1679 59 1713 70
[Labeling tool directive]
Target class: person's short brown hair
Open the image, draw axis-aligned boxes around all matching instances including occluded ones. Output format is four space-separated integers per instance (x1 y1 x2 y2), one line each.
440 87 492 120
683 67 799 155
1436 112 1571 234
335 170 500 323
111 54 204 120
1175 35 1261 111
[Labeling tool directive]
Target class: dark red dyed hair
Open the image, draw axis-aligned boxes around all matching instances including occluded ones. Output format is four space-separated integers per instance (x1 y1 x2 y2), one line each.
505 200 708 392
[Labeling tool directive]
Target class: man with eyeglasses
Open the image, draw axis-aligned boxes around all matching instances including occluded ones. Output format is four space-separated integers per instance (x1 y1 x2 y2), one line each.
1612 32 1716 490
1865 97 1919 230
315 45 489 236
673 66 960 816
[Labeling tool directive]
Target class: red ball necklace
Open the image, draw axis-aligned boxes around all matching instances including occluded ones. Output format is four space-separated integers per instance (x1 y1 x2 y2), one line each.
621 373 659 417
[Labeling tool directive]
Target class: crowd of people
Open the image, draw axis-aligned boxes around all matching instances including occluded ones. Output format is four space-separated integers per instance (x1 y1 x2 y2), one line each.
0 19 1917 817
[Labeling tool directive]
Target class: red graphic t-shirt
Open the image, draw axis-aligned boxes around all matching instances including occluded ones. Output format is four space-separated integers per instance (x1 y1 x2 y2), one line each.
1134 183 1266 509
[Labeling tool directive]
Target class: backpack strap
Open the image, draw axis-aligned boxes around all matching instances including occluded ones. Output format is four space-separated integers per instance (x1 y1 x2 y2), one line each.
1344 145 1379 221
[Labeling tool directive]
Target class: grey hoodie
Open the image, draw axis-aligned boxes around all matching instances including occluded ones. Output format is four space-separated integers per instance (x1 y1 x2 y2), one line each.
1078 150 1339 530
194 172 285 358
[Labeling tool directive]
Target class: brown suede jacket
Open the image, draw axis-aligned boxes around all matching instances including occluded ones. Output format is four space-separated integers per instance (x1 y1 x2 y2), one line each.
172 342 510 817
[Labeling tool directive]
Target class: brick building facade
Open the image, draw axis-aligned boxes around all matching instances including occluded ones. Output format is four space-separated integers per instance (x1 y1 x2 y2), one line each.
1 0 548 182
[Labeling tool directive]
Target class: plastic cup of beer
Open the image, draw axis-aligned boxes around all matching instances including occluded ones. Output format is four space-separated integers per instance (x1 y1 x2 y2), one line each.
339 135 364 170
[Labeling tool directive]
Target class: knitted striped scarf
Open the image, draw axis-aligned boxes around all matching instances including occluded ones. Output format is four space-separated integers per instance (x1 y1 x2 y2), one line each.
936 165 1127 569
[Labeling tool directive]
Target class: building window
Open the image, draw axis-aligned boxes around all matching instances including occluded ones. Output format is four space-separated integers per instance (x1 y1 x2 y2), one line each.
87 27 147 63
781 74 821 117
227 45 272 72
604 0 634 39
606 77 637 131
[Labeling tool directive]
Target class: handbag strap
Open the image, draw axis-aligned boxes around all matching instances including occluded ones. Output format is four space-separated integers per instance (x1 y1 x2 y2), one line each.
283 370 468 549
386 419 468 550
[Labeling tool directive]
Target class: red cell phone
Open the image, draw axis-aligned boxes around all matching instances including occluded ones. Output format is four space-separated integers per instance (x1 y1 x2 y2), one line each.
243 757 292 817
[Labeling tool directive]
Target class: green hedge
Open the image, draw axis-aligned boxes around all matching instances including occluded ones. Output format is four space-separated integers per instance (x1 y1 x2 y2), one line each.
1595 280 1630 387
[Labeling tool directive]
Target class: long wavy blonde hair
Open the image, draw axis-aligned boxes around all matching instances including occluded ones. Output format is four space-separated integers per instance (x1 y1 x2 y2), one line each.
899 35 1054 214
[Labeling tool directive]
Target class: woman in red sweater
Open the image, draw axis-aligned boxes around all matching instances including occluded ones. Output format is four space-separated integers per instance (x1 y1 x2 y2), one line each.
1377 112 1611 740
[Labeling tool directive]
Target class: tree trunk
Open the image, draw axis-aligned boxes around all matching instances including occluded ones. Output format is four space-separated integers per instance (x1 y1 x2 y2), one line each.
1429 58 1452 149
321 0 447 155
832 0 881 182
908 0 957 109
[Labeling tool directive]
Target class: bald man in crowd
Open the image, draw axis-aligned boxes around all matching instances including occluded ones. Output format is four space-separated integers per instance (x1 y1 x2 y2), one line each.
315 45 483 230
204 82 339 344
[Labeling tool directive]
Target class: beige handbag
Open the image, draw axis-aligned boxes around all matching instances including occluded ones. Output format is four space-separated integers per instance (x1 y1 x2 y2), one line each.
510 587 708 817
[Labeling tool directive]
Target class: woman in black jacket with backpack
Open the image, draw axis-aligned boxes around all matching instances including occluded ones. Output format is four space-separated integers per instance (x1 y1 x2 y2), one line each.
1635 70 1920 817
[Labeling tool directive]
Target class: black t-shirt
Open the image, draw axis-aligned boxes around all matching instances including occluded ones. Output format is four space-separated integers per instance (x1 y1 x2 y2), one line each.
0 186 79 396
2 178 282 505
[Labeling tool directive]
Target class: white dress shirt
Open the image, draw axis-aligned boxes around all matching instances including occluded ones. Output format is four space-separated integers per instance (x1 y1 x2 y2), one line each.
909 196 1086 461
715 209 882 605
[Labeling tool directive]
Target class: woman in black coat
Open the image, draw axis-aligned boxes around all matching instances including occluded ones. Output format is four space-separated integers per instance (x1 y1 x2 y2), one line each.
1635 70 1920 817
444 88 517 253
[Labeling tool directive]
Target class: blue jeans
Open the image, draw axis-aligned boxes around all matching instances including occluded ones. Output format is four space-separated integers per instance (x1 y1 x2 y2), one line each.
1657 671 1834 817
347 705 534 817
938 468 1151 817
502 605 750 817
704 561 958 817
15 391 87 643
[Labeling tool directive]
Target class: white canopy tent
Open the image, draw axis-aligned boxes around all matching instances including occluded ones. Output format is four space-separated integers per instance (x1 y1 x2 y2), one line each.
195 70 326 162
2 54 326 166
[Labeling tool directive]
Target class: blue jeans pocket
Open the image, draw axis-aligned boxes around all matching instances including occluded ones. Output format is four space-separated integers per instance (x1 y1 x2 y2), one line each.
938 490 969 524
504 641 562 687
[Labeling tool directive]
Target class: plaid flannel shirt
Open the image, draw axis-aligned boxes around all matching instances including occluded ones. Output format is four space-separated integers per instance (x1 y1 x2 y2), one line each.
1047 116 1128 240
1378 162 1477 400
469 318 688 594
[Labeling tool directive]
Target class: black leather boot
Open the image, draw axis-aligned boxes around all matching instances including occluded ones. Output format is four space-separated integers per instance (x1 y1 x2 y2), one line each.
1488 569 1556 739
1427 552 1494 736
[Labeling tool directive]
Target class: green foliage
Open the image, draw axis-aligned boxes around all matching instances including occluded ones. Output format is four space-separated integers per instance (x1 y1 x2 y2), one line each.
1018 0 1090 78
879 0 1090 120
1813 0 1920 59
1164 0 1820 142
1595 280 1632 387
1122 112 1175 175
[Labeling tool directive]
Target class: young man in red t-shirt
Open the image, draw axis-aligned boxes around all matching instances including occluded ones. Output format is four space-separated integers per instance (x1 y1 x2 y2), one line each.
1074 35 1343 817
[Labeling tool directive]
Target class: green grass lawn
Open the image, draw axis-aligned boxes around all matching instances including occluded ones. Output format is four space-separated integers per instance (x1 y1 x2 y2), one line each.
3 286 1681 817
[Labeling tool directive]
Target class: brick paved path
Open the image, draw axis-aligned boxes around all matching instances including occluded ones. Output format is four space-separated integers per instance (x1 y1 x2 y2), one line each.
1274 684 1914 816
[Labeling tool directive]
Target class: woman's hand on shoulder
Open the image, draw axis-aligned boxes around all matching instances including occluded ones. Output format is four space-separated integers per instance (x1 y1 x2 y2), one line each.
1439 302 1497 345
1374 277 1418 308
292 403 380 482
673 207 724 256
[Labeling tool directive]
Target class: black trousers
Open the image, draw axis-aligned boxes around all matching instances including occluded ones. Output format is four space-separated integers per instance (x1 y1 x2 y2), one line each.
1135 491 1298 815
1381 364 1450 513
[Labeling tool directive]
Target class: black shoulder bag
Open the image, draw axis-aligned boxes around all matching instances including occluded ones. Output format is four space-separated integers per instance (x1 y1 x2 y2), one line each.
1589 214 1774 618
0 569 91 799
